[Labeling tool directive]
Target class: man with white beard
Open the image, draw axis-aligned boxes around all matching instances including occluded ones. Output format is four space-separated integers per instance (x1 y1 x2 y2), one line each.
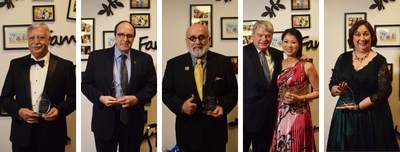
163 24 238 152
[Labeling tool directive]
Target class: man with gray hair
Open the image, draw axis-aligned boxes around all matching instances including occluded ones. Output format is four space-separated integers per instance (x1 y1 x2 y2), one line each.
243 20 283 152
1 23 76 152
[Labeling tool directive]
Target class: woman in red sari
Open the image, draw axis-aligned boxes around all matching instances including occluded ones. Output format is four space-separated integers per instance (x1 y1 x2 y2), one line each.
270 28 319 152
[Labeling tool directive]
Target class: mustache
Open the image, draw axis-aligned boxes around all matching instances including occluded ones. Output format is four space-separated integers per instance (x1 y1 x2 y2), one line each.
30 44 43 48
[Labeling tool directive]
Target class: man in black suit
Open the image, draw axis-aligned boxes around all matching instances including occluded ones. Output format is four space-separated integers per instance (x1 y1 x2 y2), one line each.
163 24 238 152
1 23 76 152
243 20 283 152
82 20 156 152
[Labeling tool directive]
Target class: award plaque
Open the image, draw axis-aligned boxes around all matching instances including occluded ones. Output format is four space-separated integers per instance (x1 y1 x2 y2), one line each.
202 92 218 113
37 93 51 114
336 85 355 109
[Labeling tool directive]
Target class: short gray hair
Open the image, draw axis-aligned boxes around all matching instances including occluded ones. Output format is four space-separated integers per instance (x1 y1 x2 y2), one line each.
27 23 51 38
252 20 274 34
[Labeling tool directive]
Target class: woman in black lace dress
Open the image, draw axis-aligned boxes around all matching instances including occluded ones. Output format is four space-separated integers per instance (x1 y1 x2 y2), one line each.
327 20 399 151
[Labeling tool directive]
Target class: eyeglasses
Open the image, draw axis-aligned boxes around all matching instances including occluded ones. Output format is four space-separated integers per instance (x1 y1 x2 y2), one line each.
116 33 134 39
187 35 208 42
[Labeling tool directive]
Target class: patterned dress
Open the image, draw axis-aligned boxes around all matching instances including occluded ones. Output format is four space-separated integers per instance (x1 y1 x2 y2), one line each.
270 61 316 152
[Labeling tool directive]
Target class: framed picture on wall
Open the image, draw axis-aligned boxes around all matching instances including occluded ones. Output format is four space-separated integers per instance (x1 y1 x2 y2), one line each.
375 24 400 47
81 18 95 61
387 63 393 81
243 20 257 45
131 0 150 9
292 14 310 29
32 5 55 22
103 31 115 49
228 56 238 75
130 13 150 28
3 24 30 50
190 4 213 47
67 0 76 20
344 12 366 52
291 0 310 10
220 17 238 40
271 31 284 50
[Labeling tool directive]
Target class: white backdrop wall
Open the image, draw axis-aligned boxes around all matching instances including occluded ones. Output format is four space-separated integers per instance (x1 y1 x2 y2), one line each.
0 1 76 152
324 0 400 150
244 0 320 150
81 0 158 151
162 0 238 151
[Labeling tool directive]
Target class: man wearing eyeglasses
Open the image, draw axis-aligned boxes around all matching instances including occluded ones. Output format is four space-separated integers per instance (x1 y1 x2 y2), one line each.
82 20 156 152
163 24 238 152
1 23 76 152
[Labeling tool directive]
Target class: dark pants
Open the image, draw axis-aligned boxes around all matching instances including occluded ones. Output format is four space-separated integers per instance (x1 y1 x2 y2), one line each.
94 115 141 152
243 120 274 152
12 125 65 152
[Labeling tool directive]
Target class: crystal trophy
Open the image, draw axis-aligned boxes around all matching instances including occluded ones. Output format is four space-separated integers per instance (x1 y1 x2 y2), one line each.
335 85 355 109
36 93 51 114
202 91 218 113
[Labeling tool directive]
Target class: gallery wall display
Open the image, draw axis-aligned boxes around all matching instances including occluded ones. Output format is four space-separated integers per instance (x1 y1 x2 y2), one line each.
375 24 400 47
131 0 150 9
103 30 115 49
81 18 95 61
228 56 238 74
220 17 238 40
130 13 150 28
3 24 30 50
344 12 366 52
291 0 310 10
243 20 257 46
32 5 55 22
190 4 213 47
67 0 76 20
271 31 284 50
291 14 310 29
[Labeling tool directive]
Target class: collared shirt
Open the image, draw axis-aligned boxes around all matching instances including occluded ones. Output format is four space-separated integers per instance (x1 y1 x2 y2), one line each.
30 52 50 113
190 52 207 85
113 47 131 98
257 48 274 79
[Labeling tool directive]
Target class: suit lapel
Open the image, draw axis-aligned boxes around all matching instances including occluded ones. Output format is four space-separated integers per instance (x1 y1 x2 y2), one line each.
183 53 199 100
249 44 268 86
44 54 56 92
105 48 115 89
204 51 217 94
23 56 32 102
128 49 136 90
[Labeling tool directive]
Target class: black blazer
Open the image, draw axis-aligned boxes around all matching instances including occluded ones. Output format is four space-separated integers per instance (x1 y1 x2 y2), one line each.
1 53 76 147
243 43 283 133
81 47 156 142
163 51 238 151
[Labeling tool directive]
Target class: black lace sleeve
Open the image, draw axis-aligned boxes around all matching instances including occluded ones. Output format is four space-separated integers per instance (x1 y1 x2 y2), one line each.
369 57 392 105
328 54 345 94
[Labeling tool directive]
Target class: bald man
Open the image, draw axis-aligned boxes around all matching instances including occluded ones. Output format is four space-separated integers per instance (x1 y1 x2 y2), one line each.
163 24 238 152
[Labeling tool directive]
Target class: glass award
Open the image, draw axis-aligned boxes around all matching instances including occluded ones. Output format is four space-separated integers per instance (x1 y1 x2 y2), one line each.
37 93 51 114
202 91 218 113
335 85 355 109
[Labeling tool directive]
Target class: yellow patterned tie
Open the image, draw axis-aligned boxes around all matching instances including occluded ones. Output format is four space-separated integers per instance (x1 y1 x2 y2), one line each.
194 59 203 101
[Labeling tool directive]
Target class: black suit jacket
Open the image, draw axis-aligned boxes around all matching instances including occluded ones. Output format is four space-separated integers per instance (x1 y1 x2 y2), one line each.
1 53 76 147
243 43 283 133
162 51 238 151
81 47 156 142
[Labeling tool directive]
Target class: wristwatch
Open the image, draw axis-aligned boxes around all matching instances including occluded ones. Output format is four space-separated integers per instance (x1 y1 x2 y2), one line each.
356 104 361 111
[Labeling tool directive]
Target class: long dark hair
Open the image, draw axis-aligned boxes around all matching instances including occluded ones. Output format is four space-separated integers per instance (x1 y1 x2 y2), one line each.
347 20 377 48
281 28 303 58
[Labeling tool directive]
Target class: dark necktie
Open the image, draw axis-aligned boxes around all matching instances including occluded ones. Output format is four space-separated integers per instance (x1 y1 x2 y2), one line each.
120 54 129 124
30 58 45 68
259 51 271 84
